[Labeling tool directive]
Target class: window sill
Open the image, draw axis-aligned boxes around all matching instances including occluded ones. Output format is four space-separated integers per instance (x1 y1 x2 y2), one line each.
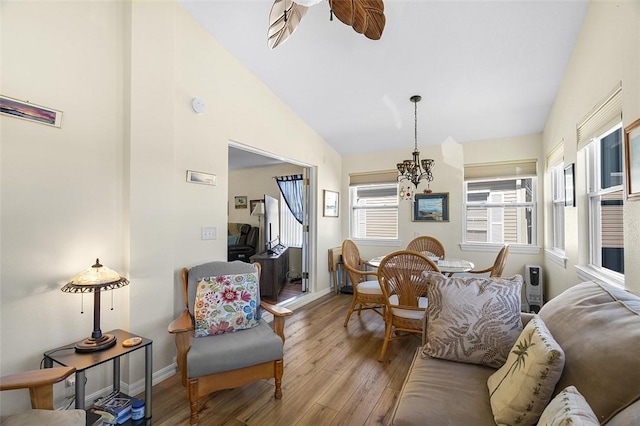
350 238 402 247
575 265 625 290
544 249 567 268
459 243 540 255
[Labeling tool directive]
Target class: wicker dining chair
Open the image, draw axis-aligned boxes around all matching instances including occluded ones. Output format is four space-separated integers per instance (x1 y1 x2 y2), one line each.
406 235 446 259
342 239 385 327
377 250 440 362
468 244 510 277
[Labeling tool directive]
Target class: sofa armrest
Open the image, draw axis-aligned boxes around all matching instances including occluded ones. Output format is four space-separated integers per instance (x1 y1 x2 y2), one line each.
521 312 536 326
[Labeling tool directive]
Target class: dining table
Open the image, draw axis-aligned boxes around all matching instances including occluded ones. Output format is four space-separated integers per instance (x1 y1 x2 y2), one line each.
367 255 474 276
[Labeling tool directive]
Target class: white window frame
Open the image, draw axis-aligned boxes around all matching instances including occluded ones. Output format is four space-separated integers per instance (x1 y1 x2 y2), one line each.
462 176 539 254
349 183 400 245
551 163 566 251
578 124 624 286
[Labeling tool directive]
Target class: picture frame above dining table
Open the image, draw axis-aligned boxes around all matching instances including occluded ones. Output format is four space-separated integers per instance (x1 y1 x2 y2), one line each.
413 192 449 222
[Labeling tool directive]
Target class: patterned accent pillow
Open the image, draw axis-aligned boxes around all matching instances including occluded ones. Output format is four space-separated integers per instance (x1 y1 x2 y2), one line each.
487 316 565 426
421 273 523 368
193 272 259 337
537 386 599 426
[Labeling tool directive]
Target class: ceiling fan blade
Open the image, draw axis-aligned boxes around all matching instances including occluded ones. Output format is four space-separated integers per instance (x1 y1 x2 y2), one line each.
268 0 309 49
362 3 385 40
329 0 355 26
329 0 386 40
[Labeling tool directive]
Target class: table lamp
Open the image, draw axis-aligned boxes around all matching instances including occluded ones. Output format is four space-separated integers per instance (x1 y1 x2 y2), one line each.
61 258 129 352
251 202 265 250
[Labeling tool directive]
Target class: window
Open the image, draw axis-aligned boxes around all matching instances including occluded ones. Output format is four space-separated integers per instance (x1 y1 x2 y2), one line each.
584 124 624 275
349 184 398 240
550 163 565 251
279 193 303 248
463 160 538 248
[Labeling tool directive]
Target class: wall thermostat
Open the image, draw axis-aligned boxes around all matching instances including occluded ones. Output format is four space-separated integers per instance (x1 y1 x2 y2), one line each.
191 98 205 114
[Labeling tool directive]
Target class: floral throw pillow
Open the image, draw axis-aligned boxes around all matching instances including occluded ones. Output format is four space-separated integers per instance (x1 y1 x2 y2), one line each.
487 315 565 426
194 272 259 337
421 273 523 368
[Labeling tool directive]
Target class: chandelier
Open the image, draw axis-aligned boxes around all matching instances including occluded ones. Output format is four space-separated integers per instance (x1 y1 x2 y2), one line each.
397 95 434 189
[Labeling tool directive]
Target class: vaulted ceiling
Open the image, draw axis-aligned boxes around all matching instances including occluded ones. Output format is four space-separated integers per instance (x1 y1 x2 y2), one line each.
180 0 589 159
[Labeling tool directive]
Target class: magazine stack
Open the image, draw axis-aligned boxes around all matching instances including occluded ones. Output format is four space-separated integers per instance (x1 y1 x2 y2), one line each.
92 391 133 425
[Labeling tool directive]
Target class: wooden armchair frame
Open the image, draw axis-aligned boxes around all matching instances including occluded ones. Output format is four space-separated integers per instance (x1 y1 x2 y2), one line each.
0 366 76 410
168 263 292 425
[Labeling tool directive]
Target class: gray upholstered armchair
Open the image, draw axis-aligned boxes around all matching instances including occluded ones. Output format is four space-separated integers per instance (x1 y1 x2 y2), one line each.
168 261 292 425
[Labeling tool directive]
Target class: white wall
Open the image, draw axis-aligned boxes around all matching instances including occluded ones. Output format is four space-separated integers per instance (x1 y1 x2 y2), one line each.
342 134 544 278
228 163 303 227
0 0 342 413
542 0 640 297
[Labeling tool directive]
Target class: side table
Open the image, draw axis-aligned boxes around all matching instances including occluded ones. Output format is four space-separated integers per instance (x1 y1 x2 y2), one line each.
43 329 152 420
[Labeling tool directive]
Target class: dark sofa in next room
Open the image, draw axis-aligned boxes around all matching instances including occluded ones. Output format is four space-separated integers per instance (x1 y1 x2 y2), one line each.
227 223 259 262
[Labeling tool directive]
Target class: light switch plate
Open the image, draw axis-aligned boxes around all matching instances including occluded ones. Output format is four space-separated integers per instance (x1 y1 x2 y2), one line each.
201 226 216 240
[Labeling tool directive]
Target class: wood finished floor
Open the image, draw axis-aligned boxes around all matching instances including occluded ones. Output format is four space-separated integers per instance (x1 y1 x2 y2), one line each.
147 293 420 425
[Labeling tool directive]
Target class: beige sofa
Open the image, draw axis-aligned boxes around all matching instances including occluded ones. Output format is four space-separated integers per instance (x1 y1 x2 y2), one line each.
389 281 640 425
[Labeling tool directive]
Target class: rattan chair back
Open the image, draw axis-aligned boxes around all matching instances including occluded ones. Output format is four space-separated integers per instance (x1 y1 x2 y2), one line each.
490 244 510 277
342 239 367 285
377 250 440 308
406 236 446 260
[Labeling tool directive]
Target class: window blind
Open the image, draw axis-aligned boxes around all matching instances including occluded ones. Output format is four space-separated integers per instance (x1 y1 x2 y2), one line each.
349 170 398 186
464 160 537 181
577 82 622 151
546 141 564 171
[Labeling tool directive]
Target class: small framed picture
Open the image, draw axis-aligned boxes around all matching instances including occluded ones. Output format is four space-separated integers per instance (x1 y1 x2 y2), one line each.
564 163 575 207
323 190 339 217
0 94 63 128
235 196 248 209
413 193 449 222
186 170 216 186
250 199 261 213
625 118 640 201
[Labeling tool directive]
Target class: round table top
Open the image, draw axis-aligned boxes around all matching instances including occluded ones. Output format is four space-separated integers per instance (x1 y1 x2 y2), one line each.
367 256 474 274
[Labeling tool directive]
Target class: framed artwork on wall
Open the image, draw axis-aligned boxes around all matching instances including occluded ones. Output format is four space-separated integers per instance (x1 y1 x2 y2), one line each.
186 170 216 186
0 94 63 128
234 196 248 209
323 190 339 217
413 193 449 222
625 118 640 201
564 163 575 207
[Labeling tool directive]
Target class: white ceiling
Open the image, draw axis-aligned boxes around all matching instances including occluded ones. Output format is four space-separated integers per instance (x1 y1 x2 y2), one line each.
180 0 589 162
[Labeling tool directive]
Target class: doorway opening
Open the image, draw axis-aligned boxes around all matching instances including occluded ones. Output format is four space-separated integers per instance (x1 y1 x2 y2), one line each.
228 142 315 305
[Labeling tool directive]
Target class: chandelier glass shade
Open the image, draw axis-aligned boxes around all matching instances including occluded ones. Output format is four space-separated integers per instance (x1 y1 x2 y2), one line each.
397 95 434 188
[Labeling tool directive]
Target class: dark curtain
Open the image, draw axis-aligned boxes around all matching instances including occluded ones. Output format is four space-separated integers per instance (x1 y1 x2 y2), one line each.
275 174 304 224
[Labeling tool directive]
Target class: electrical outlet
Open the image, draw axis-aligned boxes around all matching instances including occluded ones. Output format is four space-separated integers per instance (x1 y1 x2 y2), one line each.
66 376 75 388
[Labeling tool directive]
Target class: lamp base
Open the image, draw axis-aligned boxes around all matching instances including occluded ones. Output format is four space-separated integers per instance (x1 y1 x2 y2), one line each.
75 333 117 353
